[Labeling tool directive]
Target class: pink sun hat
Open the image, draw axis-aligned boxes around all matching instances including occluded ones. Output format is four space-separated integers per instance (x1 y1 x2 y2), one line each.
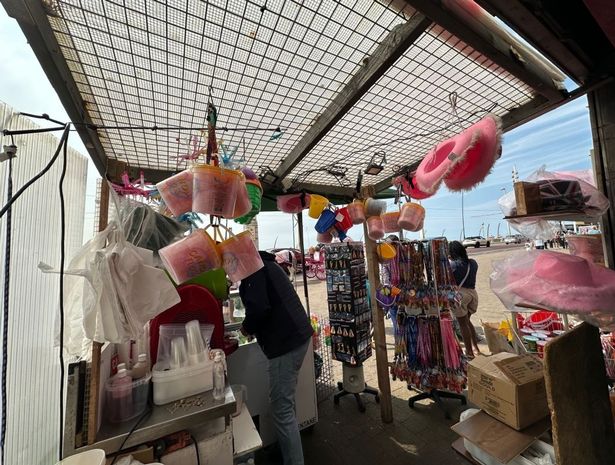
491 250 615 329
444 114 502 191
415 114 502 194
393 173 433 200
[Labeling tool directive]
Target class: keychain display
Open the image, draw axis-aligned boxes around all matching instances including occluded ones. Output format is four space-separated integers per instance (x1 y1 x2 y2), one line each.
382 238 466 393
324 242 372 366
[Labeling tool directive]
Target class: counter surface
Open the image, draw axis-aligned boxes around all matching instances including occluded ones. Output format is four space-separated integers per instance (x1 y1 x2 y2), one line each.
68 386 235 456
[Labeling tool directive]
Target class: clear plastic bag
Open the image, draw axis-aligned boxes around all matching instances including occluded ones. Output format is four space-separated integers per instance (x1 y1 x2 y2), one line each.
498 166 609 240
490 250 615 330
115 197 189 254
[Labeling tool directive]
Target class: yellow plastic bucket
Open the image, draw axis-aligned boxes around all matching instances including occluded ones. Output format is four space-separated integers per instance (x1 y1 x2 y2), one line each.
308 194 329 219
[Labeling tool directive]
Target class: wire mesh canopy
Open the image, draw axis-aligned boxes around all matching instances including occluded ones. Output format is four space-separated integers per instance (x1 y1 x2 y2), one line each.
42 0 561 193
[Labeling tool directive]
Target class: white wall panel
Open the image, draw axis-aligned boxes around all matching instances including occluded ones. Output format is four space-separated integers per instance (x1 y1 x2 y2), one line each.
0 101 87 465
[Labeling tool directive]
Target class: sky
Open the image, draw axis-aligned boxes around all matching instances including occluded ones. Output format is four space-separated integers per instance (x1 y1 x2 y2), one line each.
0 9 594 249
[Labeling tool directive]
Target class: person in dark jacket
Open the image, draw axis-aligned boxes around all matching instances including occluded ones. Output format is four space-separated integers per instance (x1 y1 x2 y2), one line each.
239 251 313 465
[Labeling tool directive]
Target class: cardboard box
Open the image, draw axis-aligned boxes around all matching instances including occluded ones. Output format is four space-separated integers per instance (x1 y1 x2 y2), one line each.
452 410 552 464
467 353 549 430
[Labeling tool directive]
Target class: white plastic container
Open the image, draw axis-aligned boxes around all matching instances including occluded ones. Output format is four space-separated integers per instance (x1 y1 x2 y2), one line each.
152 358 213 405
464 439 555 465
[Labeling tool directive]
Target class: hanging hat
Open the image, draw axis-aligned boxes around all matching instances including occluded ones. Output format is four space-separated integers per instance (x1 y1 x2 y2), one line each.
393 173 432 200
491 250 615 328
277 193 311 214
444 115 502 191
415 114 502 193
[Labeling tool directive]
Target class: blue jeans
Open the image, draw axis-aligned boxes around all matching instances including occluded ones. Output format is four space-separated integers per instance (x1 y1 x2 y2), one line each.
268 339 309 465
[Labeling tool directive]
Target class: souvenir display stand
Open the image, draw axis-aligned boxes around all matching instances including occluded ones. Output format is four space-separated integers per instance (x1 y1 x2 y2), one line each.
380 238 467 419
323 242 379 412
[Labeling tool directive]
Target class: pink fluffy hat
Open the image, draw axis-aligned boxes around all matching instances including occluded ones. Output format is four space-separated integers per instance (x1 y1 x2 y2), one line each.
415 114 502 194
490 250 615 329
393 172 433 199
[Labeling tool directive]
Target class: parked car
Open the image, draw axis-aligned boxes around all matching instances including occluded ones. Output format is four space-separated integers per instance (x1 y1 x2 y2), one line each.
504 235 521 244
462 236 490 248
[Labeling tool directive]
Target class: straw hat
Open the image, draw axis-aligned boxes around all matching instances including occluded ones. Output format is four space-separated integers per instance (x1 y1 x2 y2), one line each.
491 251 615 326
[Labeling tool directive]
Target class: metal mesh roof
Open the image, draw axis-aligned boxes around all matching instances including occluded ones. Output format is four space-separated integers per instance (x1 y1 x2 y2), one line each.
289 24 535 187
45 0 539 189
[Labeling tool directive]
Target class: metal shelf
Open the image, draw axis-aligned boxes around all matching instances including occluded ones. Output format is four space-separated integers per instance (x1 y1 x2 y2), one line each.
504 209 596 222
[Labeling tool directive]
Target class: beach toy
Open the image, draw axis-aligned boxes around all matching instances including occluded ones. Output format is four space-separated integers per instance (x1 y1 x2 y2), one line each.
335 207 353 232
398 203 425 232
522 335 539 353
218 231 264 283
156 169 193 217
180 268 228 300
317 230 333 244
315 209 337 233
159 230 221 284
537 340 547 358
364 198 386 217
233 182 252 218
277 193 311 213
381 211 401 233
347 200 366 225
192 165 243 218
377 242 396 261
367 216 385 240
308 194 329 219
235 179 262 225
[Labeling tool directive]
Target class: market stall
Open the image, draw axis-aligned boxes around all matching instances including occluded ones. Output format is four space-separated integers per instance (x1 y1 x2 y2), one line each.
3 0 615 464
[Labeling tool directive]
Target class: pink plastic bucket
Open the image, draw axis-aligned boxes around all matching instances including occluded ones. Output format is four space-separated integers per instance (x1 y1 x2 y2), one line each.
233 183 252 218
159 230 221 284
192 165 243 218
156 169 193 217
277 193 311 213
398 203 425 232
347 201 366 225
218 231 264 283
381 212 401 233
367 216 385 240
317 230 333 243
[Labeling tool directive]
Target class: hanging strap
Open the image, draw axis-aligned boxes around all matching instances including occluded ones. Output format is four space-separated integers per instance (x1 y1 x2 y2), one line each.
458 261 471 288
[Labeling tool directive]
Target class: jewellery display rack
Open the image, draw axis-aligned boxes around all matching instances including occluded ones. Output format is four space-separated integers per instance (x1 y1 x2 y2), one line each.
382 239 467 419
324 242 378 412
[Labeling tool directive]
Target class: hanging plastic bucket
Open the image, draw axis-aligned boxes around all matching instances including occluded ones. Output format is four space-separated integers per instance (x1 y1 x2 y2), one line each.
218 231 264 283
156 169 193 217
159 230 221 284
308 194 329 219
233 182 252 219
315 209 337 233
381 211 401 233
367 216 385 240
192 165 243 218
398 203 425 232
317 230 333 243
235 179 263 225
365 198 386 217
277 193 311 214
181 268 228 300
335 207 353 232
347 200 366 225
377 242 397 261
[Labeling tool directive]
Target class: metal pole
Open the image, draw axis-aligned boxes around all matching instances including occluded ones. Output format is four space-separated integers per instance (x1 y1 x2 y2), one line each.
461 191 466 239
297 211 311 313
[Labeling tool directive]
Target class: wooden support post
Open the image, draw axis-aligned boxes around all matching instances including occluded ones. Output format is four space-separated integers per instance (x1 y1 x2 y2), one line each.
361 188 393 423
86 180 109 444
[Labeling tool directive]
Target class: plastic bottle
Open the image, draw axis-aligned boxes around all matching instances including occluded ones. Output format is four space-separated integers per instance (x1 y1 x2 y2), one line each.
212 352 225 400
130 353 149 379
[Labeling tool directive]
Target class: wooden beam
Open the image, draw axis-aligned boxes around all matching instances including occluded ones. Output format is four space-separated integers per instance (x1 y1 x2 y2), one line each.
476 0 591 85
273 15 432 182
402 0 564 101
361 186 393 423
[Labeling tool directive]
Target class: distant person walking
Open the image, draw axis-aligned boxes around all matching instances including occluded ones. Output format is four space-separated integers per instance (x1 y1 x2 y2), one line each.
449 241 481 358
